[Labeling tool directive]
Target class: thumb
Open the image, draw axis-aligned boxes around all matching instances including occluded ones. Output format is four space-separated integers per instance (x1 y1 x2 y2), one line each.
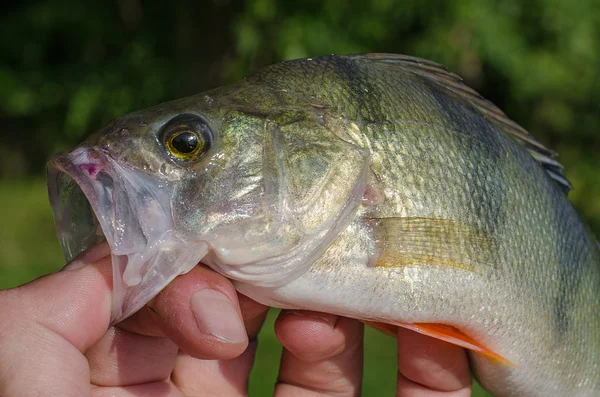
0 246 113 397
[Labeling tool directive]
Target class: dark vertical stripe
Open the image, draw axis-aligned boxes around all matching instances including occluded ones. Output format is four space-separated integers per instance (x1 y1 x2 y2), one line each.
329 56 387 122
421 76 507 233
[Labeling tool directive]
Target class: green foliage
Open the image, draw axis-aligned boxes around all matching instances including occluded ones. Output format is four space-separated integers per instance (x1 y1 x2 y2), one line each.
0 180 63 287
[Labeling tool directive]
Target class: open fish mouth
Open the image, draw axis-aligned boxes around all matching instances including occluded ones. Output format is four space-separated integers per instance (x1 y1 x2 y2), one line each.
47 147 208 324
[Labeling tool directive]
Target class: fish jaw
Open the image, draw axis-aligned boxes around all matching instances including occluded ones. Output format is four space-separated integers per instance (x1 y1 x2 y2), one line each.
47 147 209 324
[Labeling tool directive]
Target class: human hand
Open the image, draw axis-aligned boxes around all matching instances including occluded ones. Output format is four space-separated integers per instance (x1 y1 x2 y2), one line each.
273 311 472 396
0 243 266 396
0 244 472 396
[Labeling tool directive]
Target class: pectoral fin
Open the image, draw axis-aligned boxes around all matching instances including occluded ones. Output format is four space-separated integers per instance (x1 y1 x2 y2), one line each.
369 217 497 273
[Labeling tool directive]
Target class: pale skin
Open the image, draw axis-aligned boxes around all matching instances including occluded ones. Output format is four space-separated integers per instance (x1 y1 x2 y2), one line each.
0 246 472 397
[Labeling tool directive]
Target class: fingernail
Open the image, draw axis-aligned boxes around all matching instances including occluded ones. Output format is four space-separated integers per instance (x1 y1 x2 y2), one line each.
288 310 338 329
191 289 247 343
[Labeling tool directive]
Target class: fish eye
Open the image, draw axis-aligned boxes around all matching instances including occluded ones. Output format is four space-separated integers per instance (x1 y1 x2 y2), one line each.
169 131 199 154
161 114 213 162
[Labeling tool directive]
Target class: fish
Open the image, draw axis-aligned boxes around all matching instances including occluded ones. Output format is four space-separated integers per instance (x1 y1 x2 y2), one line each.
47 53 600 396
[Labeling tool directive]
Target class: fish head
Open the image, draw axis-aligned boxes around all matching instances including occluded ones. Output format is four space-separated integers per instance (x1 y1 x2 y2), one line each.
47 82 369 323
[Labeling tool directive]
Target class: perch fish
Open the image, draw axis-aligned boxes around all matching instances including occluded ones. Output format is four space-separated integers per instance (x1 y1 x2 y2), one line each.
47 54 600 396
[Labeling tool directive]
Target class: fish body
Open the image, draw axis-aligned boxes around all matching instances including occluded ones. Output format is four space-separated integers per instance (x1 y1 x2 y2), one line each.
48 54 600 396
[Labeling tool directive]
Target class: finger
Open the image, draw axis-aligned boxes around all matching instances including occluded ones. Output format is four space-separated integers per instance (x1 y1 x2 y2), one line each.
136 265 250 360
274 311 364 397
86 326 178 387
117 271 270 339
169 293 269 395
172 339 258 397
89 263 268 391
0 252 113 397
396 327 472 396
96 268 268 393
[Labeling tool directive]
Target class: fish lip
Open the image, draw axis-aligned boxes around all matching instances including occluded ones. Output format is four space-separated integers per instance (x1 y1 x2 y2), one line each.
47 147 209 324
47 148 112 261
48 147 141 258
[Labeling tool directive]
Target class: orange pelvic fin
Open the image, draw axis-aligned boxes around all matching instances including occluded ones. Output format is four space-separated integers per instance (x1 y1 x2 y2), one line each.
400 323 516 367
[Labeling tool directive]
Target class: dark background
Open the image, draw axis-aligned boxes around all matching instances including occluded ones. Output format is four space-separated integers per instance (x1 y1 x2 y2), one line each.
1 1 598 395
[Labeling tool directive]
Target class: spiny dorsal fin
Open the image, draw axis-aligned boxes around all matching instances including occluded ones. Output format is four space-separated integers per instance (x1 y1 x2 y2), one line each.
353 53 572 194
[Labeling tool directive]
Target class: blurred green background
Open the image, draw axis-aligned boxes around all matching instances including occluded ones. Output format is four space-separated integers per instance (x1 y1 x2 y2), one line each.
1 0 599 396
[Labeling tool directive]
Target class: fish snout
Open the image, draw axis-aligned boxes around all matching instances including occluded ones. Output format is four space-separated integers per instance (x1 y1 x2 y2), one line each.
48 146 208 324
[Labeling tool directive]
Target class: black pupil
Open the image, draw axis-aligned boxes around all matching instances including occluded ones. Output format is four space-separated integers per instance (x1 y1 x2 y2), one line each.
172 132 198 153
